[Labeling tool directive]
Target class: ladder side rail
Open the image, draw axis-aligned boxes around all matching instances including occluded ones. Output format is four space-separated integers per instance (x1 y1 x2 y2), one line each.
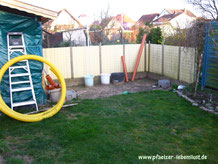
26 60 39 111
7 32 39 111
21 34 39 111
7 34 14 110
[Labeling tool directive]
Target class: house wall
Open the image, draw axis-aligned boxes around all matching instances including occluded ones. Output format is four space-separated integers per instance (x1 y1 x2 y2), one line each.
156 13 196 36
43 44 196 83
105 19 122 30
170 13 195 29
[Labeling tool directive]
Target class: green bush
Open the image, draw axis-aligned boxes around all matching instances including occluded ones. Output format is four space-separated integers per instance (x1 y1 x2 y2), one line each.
136 26 162 44
146 27 162 44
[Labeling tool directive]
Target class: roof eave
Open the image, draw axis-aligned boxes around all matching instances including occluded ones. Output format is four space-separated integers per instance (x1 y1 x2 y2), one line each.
0 0 57 21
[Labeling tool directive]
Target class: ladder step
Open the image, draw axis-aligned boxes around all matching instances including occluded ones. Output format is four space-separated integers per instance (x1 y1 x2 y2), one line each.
11 73 29 77
13 100 36 107
9 45 25 48
7 32 38 111
12 87 32 92
10 66 27 69
11 81 30 85
17 60 27 63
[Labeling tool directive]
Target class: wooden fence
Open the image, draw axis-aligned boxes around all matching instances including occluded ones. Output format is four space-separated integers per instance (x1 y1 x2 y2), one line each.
43 43 196 83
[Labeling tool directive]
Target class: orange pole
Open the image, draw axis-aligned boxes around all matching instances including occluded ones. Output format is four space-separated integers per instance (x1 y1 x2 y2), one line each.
131 34 146 81
121 56 129 82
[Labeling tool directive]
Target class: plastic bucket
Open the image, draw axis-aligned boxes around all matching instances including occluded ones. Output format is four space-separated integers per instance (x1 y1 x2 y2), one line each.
111 73 125 83
49 88 61 103
101 73 111 85
84 75 94 87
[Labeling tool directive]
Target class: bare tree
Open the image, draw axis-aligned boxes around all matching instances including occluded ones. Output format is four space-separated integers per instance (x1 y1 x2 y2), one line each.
90 5 121 44
187 0 218 20
99 4 112 20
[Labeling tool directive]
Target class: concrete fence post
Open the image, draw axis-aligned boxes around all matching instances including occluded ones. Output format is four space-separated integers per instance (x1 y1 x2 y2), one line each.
123 44 125 57
99 42 102 74
148 41 151 72
162 41 164 75
177 47 181 80
70 46 74 78
144 42 147 72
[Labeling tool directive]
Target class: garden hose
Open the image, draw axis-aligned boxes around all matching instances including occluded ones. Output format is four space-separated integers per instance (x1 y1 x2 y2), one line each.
0 55 66 122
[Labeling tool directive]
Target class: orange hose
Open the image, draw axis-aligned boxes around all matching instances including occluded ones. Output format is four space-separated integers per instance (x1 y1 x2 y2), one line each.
131 34 146 81
45 74 61 89
121 56 129 82
46 75 57 86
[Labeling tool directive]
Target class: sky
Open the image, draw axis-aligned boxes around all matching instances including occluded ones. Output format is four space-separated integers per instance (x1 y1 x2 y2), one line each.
19 0 199 21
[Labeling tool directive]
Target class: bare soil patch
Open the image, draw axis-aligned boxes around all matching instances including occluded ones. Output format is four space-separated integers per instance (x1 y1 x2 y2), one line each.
71 78 170 99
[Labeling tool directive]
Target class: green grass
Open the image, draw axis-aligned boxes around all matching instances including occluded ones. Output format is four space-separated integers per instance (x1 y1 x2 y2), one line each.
0 90 217 164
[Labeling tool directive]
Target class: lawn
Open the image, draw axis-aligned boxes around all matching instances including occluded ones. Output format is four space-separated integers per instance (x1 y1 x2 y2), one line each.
0 90 217 164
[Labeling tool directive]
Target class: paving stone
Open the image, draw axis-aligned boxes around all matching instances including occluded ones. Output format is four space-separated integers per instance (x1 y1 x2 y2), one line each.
158 80 171 89
192 103 198 106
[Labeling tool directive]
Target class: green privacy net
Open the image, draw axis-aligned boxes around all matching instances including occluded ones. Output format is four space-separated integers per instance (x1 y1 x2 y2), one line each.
0 10 46 107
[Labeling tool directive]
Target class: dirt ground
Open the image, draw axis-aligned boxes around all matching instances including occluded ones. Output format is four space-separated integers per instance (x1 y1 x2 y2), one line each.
71 78 171 99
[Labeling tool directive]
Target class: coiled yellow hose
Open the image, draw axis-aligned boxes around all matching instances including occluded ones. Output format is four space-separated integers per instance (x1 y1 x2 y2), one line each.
0 55 66 122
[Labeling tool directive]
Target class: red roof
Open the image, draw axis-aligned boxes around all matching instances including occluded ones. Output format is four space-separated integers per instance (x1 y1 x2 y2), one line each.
115 14 135 24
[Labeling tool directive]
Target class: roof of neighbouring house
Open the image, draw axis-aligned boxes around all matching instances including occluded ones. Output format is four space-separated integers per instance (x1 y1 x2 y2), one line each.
165 8 196 17
115 14 135 24
137 13 159 24
153 13 182 23
90 14 135 31
165 9 183 14
43 8 84 32
0 0 57 22
56 9 83 27
153 8 196 24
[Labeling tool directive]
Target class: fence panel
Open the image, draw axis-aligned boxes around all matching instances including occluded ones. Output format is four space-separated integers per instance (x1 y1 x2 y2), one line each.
150 44 162 74
125 44 145 72
101 45 123 73
43 47 71 79
164 45 179 79
73 46 100 78
180 48 195 83
42 44 196 83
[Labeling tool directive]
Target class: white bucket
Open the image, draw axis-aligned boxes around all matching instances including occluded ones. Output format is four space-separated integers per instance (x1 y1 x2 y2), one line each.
101 73 111 85
49 88 61 103
84 75 94 87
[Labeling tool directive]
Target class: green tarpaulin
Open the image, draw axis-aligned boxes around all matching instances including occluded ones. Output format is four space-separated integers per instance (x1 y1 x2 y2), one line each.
0 10 46 107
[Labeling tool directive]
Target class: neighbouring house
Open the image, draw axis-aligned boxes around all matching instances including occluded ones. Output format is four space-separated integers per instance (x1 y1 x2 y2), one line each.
0 0 57 105
90 13 135 44
132 13 159 42
43 9 90 47
135 13 159 27
44 8 83 32
43 27 88 47
107 14 135 43
153 8 196 36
